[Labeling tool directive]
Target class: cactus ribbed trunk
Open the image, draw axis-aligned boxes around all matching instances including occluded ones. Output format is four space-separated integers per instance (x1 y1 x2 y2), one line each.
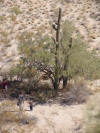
54 8 62 92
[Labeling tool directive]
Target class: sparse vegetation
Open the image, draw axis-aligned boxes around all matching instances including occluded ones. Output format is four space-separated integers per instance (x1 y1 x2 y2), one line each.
0 0 4 3
0 1 100 133
0 31 8 37
95 0 100 2
12 6 21 15
10 14 16 22
84 94 100 133
61 78 90 104
0 16 6 21
0 100 33 133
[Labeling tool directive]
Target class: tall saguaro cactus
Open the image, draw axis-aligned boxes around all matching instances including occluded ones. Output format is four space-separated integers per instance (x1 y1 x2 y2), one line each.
52 8 62 91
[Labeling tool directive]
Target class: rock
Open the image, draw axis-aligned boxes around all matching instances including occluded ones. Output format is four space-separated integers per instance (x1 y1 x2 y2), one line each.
89 33 98 39
21 119 29 125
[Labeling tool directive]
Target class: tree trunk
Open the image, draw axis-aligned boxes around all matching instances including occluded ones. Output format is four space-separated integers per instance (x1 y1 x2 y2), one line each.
53 80 59 95
63 76 68 89
53 77 59 90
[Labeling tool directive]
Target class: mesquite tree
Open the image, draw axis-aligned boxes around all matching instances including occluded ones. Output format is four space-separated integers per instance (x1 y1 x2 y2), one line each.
14 8 100 92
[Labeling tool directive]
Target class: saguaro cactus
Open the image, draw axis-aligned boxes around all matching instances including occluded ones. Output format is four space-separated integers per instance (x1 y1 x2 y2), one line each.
52 8 62 91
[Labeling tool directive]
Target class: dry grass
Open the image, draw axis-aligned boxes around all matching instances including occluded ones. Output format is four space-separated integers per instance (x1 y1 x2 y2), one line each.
12 7 21 15
95 0 100 2
0 100 34 133
64 79 92 104
0 94 85 133
10 14 16 22
0 0 4 3
84 93 100 133
0 16 6 21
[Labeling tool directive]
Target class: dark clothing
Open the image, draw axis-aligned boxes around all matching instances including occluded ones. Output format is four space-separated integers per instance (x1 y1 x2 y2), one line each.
2 81 7 89
30 105 33 111
1 81 8 98
29 102 33 111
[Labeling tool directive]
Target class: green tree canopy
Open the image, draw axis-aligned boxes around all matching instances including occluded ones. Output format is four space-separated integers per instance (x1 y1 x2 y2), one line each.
13 20 100 91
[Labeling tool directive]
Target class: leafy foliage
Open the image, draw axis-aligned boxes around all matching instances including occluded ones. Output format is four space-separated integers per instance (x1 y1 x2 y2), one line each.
13 20 100 91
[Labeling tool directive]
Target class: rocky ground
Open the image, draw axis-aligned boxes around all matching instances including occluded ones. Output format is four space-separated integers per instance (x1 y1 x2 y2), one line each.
0 0 100 72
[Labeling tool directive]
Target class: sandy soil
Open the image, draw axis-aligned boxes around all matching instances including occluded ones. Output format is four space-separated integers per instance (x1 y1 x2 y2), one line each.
0 98 85 133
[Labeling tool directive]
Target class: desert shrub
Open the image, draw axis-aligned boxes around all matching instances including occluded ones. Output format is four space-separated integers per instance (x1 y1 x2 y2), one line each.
95 0 100 2
0 0 4 3
0 31 8 37
65 78 92 104
10 14 16 21
0 16 6 21
40 83 53 95
12 6 21 15
30 83 53 102
84 93 100 133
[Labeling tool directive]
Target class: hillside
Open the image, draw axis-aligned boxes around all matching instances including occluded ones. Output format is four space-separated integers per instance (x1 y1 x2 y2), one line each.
0 0 100 73
0 1 100 133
